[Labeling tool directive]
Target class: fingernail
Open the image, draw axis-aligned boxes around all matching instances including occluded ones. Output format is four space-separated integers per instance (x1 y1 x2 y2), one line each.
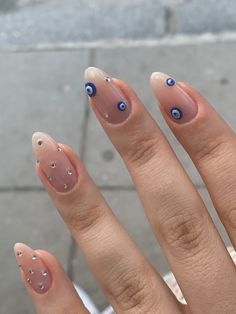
14 243 52 294
84 67 131 124
32 132 78 193
150 72 198 123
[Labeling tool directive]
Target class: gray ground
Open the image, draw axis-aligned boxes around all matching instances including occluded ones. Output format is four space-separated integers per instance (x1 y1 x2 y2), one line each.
0 0 236 313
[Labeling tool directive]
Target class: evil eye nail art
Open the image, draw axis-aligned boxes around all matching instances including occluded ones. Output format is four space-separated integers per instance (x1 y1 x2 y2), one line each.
151 72 198 123
84 67 131 124
117 101 127 111
166 78 175 86
167 78 183 120
85 82 96 97
170 107 183 120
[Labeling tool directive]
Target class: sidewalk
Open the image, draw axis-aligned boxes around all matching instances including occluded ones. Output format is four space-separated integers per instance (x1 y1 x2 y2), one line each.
0 1 236 313
1 0 236 47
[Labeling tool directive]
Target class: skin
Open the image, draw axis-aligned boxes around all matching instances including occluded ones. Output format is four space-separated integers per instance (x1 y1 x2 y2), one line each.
15 72 236 314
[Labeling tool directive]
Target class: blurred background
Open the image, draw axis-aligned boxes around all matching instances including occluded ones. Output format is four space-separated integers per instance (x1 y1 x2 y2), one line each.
0 0 236 312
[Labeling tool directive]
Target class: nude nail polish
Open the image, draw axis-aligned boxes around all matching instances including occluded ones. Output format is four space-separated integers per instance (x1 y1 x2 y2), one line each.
32 132 78 192
14 243 52 294
150 72 198 123
84 67 131 124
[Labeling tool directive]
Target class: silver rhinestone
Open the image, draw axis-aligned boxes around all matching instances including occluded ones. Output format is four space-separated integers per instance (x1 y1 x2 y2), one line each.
42 270 48 276
27 278 32 284
105 76 111 82
39 283 45 290
51 162 56 168
17 251 22 257
67 169 72 176
105 113 109 118
57 147 62 152
63 183 68 189
32 255 37 261
29 269 34 275
47 176 53 181
37 139 43 146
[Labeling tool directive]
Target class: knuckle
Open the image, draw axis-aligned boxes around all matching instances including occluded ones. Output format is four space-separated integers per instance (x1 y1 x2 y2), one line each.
124 134 161 168
108 266 157 313
222 204 236 230
159 211 206 258
65 200 105 234
193 136 229 163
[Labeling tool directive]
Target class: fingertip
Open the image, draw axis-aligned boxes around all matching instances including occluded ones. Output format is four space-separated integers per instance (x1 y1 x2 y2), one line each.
14 242 32 258
14 242 23 252
150 71 166 82
84 66 103 81
32 131 49 152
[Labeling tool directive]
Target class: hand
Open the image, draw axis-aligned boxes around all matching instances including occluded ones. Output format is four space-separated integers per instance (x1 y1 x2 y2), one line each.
14 67 236 314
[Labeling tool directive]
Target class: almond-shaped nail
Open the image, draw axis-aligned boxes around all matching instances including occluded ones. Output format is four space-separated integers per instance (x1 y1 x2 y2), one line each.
32 132 78 192
84 67 131 124
14 243 52 294
150 72 198 123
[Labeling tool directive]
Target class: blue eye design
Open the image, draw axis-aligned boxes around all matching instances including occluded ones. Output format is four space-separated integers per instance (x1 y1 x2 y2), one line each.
85 82 96 97
166 78 175 86
117 101 127 111
170 107 183 120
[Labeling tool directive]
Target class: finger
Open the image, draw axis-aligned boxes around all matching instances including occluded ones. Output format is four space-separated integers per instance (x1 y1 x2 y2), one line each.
84 67 236 313
14 243 88 314
150 72 236 247
32 132 182 314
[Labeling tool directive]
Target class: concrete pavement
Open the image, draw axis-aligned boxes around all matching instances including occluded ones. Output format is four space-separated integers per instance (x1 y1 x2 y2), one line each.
0 0 236 313
1 43 235 313
1 0 236 47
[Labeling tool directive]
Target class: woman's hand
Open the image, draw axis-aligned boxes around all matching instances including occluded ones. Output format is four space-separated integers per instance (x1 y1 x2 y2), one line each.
14 67 236 314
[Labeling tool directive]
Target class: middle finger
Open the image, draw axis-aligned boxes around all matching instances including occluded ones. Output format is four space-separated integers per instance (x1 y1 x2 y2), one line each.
84 67 236 313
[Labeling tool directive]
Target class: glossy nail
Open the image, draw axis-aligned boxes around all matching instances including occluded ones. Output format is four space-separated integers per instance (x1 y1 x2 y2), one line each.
32 132 78 192
14 243 52 294
150 72 198 123
84 67 131 124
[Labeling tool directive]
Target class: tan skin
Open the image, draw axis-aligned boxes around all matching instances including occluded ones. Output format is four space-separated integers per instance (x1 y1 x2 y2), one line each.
16 75 236 314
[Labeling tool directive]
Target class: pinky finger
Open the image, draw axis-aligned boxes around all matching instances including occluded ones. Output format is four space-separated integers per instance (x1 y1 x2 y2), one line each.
13 243 89 314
